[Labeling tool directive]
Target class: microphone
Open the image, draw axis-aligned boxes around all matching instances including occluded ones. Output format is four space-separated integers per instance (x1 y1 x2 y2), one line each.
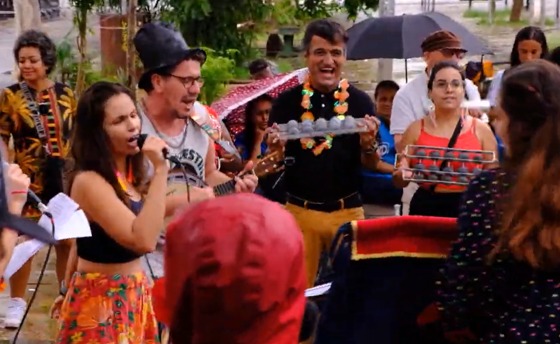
2 161 49 213
135 134 181 165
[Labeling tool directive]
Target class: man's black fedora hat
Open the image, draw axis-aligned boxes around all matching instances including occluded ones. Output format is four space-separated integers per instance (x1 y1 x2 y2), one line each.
134 22 206 89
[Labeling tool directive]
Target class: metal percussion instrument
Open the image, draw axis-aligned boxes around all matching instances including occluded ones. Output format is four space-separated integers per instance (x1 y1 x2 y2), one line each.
396 145 497 186
277 117 368 140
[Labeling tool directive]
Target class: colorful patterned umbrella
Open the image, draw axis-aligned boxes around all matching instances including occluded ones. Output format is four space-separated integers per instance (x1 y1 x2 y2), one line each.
211 68 308 138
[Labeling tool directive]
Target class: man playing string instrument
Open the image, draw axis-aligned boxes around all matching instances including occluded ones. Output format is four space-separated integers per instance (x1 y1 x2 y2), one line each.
133 22 258 278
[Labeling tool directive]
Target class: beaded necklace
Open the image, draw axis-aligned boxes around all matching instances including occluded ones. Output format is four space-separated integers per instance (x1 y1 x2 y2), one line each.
300 76 350 155
115 163 134 193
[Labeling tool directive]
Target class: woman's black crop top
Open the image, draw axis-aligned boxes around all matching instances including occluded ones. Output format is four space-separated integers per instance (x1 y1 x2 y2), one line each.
77 200 144 264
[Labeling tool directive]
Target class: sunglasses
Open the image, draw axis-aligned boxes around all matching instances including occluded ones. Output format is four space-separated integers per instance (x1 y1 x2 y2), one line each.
440 49 466 59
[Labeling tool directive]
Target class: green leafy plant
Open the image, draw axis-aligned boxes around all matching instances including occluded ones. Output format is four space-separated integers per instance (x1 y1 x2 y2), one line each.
55 40 118 91
199 47 236 104
161 0 272 64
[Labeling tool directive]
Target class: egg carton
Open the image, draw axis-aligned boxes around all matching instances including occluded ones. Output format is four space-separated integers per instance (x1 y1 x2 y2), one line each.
402 145 497 164
398 166 483 186
277 117 368 140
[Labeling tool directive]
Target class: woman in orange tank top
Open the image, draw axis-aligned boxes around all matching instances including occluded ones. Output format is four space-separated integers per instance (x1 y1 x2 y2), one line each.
393 61 498 217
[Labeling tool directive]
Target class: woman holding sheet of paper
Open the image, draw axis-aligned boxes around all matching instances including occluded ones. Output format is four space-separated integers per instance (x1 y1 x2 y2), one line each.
0 140 31 280
52 81 169 343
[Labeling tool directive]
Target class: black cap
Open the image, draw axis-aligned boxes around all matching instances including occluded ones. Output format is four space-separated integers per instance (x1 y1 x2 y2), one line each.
134 22 207 89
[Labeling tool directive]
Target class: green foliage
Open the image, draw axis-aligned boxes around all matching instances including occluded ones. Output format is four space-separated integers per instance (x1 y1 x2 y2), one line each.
298 0 340 19
294 0 379 21
271 0 301 26
161 0 272 64
342 0 380 20
54 40 118 91
199 47 236 105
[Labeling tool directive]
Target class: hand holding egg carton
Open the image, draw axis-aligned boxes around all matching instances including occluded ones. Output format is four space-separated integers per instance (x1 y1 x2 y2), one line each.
277 116 368 140
397 145 497 185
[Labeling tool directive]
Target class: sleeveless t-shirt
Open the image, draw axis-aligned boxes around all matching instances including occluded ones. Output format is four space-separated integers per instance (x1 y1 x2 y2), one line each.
139 101 210 181
139 101 212 280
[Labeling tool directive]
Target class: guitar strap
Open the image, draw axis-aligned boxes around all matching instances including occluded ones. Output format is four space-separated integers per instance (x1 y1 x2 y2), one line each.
190 109 240 158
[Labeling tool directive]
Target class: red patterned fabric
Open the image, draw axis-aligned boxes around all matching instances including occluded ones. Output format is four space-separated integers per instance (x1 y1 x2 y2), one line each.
211 68 308 140
352 216 458 259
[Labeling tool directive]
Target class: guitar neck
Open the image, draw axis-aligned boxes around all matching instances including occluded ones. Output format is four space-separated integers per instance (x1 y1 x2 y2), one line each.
213 179 237 197
211 152 283 197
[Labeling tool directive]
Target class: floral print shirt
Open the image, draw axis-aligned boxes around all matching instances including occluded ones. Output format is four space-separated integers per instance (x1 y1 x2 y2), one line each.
0 82 76 219
437 169 560 343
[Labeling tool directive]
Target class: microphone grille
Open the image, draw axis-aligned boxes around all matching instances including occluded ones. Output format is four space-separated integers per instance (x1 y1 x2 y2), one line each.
137 134 148 149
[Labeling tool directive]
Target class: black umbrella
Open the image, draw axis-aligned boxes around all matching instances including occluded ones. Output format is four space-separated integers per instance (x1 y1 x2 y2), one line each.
346 12 493 60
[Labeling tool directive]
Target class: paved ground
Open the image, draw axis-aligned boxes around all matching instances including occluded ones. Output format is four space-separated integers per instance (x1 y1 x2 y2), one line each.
0 247 59 343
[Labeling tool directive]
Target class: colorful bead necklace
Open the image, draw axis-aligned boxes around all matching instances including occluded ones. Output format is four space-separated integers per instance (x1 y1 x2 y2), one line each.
115 163 134 193
300 76 350 155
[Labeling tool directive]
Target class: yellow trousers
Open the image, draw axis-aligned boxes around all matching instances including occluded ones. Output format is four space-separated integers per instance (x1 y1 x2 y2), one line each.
285 203 365 288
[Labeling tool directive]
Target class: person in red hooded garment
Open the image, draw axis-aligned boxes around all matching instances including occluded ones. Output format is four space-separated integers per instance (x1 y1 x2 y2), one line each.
153 193 307 343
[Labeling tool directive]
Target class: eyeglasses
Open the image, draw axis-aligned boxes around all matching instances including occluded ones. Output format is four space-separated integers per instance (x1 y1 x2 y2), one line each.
434 80 463 90
440 49 466 59
168 74 205 88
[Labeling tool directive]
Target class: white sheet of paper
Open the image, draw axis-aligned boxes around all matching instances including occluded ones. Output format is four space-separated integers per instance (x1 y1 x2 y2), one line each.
305 282 331 298
37 193 80 232
55 210 91 241
4 194 91 279
4 239 45 279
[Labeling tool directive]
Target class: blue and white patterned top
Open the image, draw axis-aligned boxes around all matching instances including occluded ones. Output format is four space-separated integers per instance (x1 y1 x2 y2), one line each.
437 169 560 343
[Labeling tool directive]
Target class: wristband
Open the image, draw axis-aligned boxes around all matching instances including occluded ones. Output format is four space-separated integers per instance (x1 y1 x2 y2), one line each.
10 190 27 195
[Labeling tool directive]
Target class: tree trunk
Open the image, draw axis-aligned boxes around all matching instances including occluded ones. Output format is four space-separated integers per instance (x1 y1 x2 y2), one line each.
126 0 137 96
75 6 88 96
510 0 524 21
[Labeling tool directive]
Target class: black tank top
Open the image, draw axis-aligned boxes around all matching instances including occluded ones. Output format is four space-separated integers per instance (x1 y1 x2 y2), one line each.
77 200 144 264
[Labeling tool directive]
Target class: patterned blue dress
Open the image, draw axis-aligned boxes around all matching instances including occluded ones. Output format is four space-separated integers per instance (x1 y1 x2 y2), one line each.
437 169 560 343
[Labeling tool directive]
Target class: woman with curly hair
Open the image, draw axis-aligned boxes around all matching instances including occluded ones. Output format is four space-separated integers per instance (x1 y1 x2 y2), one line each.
0 29 76 328
438 59 560 343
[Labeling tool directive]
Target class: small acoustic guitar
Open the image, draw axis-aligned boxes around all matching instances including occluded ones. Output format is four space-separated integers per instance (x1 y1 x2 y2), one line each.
163 151 285 230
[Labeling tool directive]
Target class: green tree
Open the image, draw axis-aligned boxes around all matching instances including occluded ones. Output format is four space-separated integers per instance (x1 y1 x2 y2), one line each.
341 0 380 19
161 0 272 63
70 0 104 95
295 0 380 20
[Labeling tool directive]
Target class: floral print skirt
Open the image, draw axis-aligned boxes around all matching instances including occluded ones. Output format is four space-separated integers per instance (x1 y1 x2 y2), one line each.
56 271 160 344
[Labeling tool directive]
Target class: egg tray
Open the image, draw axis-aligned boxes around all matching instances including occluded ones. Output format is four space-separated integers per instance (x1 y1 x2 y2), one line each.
277 117 368 140
402 145 497 164
398 167 483 186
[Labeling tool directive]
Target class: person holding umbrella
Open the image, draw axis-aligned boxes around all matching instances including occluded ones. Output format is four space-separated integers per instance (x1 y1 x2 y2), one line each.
390 30 482 215
267 19 380 288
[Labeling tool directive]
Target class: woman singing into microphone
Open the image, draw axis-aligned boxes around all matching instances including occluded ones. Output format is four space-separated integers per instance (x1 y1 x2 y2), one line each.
54 81 169 343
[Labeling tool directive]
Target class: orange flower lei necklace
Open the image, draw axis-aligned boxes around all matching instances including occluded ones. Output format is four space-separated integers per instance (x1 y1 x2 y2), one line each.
300 76 350 155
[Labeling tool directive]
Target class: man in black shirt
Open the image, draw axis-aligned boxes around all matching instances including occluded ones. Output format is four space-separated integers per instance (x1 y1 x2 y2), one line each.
267 19 379 287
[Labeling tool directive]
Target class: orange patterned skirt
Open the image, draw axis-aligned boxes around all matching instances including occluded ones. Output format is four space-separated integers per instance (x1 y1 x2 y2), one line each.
56 271 160 344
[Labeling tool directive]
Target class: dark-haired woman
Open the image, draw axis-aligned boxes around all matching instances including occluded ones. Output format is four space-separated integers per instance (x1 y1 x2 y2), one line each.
54 81 168 343
394 61 498 218
234 94 272 163
234 94 286 203
487 26 548 116
438 59 560 343
0 29 75 328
